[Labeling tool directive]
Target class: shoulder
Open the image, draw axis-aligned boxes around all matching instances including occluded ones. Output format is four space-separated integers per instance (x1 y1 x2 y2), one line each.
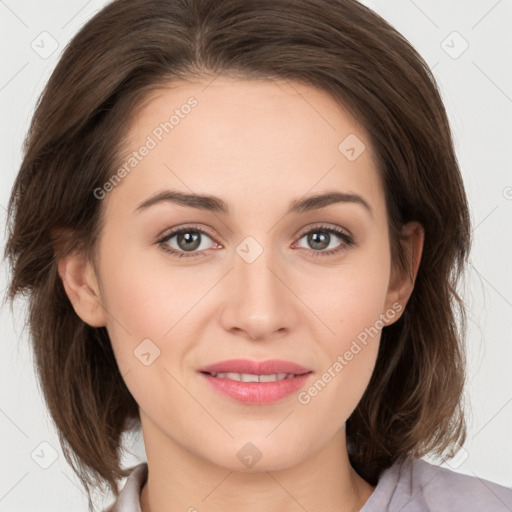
405 457 512 510
362 456 512 511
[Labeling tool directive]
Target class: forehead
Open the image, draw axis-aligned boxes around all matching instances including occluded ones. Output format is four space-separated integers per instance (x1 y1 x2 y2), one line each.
108 76 386 221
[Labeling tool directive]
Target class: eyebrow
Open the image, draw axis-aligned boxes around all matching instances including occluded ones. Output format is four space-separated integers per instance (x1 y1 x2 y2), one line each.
134 189 373 218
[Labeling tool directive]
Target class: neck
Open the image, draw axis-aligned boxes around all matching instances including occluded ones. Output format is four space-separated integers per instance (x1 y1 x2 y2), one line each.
139 416 375 512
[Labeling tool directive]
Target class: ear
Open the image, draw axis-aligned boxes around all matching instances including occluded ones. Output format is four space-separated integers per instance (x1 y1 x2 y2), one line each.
383 221 424 325
57 248 107 328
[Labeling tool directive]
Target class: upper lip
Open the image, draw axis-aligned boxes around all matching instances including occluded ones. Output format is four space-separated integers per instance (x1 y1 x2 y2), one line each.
198 359 312 375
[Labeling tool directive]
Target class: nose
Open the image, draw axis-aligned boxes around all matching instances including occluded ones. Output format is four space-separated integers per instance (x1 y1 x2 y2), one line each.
219 242 298 341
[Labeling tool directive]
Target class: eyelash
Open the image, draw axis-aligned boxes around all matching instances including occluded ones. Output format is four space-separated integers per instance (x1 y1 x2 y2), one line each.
156 224 355 259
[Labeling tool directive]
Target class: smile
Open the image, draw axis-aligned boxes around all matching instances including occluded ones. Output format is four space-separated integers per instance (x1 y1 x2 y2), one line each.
205 372 296 382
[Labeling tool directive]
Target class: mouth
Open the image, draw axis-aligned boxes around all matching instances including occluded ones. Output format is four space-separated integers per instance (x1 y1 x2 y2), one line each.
197 359 313 404
202 371 301 382
198 358 312 376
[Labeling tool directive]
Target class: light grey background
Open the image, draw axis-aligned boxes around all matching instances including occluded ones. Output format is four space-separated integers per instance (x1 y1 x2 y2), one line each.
1 0 511 510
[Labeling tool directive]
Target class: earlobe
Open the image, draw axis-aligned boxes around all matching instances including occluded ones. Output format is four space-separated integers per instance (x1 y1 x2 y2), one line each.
384 221 425 324
57 249 107 328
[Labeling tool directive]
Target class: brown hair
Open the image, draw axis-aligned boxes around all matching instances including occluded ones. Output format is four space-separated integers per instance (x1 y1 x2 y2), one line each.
5 0 471 509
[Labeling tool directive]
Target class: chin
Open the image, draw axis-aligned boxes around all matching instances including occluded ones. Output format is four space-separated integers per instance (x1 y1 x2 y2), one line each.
203 436 311 473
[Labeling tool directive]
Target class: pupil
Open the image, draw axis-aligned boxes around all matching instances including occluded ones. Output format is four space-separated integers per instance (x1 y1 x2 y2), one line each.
309 231 329 250
178 231 201 251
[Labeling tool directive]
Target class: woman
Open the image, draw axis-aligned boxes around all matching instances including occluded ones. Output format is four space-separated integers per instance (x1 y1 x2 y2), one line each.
5 0 512 511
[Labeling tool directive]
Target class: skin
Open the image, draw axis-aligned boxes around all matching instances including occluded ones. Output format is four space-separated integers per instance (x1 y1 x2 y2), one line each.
59 76 424 512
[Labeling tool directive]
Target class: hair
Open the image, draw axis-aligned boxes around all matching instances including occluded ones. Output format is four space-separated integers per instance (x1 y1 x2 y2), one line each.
5 0 471 509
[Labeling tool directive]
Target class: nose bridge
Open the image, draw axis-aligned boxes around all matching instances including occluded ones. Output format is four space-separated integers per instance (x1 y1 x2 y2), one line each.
221 234 295 338
236 235 283 306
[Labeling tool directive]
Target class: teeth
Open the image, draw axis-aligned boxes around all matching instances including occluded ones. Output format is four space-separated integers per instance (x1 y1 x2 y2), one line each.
209 372 295 382
240 373 259 382
259 374 280 382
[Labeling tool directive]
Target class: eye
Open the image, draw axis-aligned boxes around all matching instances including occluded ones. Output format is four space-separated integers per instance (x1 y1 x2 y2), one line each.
293 225 354 257
157 225 221 258
157 224 354 259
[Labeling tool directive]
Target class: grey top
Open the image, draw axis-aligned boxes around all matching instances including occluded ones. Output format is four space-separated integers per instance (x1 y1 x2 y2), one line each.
104 456 512 511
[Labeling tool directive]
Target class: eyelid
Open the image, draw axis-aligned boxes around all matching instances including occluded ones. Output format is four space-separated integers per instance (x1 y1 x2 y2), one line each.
156 223 219 244
294 222 353 241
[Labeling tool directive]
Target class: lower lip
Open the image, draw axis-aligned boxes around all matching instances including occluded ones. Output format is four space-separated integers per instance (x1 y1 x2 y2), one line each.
200 372 312 404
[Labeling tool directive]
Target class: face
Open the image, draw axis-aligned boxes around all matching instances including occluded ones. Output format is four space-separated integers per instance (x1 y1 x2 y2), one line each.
84 77 412 471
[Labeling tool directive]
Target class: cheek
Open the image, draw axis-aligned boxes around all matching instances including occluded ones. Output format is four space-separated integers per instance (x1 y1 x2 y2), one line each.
297 276 387 424
95 240 196 369
299 242 391 403
306 243 391 343
96 249 200 414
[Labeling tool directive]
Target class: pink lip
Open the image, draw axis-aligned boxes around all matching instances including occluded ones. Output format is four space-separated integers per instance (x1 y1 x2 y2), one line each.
198 359 313 405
